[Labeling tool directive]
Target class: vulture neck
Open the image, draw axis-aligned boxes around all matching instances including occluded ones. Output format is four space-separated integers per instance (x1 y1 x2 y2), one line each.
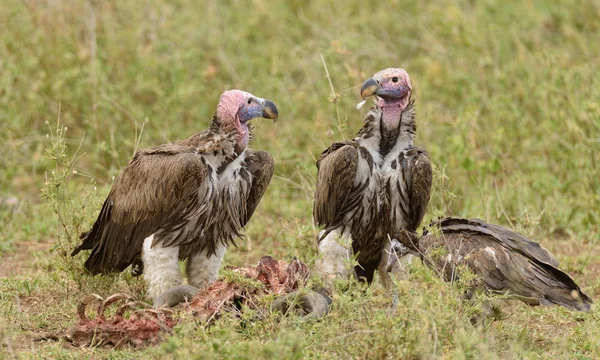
176 116 246 171
378 98 416 157
207 115 251 156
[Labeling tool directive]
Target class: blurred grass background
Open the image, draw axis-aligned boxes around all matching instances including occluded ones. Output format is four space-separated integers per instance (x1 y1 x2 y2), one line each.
1 0 599 358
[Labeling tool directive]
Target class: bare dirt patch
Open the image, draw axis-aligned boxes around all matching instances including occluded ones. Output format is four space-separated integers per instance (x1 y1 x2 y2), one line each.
0 239 53 278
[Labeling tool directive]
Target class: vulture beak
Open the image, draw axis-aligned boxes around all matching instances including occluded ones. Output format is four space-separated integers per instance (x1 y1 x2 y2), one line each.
360 78 379 100
261 99 279 122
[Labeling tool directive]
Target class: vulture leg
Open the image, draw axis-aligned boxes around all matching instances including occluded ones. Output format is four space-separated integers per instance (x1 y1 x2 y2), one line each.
186 242 227 290
153 284 199 308
142 234 183 301
377 237 412 289
184 151 271 292
271 289 332 318
313 228 355 284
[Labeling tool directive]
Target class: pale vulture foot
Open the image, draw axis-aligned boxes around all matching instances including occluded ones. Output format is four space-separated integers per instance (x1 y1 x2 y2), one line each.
271 290 331 318
186 242 227 289
313 230 354 285
153 284 199 308
142 235 183 301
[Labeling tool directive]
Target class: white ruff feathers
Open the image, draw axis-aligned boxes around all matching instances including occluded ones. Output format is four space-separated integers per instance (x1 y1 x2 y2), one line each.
356 100 367 110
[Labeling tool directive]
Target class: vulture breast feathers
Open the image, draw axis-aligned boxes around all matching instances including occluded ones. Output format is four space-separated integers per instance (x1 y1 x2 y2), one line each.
72 90 278 275
418 217 593 312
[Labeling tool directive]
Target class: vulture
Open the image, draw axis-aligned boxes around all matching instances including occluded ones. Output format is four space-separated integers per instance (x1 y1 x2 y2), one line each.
72 90 279 306
313 68 432 285
387 217 593 312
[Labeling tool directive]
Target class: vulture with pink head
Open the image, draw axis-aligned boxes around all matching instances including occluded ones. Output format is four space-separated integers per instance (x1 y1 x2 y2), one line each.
72 90 278 307
313 68 432 285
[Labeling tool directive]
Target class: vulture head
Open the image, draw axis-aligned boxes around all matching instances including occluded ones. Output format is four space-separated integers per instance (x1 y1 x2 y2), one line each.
361 68 412 112
215 90 279 151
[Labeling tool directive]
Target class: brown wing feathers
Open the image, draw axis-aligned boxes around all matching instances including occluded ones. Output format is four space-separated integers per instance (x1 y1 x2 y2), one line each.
74 142 274 275
419 217 593 311
242 150 274 226
395 146 432 233
73 148 208 274
313 143 361 230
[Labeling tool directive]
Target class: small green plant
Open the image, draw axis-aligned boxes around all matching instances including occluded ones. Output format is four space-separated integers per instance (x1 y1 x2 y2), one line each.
39 109 129 297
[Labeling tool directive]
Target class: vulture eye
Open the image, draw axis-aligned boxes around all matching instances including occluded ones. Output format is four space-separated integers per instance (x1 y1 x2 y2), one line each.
392 77 399 83
247 98 253 104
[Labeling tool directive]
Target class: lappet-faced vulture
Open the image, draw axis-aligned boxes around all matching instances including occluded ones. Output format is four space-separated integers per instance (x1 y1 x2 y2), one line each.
313 68 432 285
72 90 278 307
387 217 593 313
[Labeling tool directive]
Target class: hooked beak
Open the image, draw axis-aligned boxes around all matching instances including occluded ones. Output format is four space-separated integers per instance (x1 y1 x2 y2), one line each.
360 78 379 100
261 99 279 122
360 77 410 100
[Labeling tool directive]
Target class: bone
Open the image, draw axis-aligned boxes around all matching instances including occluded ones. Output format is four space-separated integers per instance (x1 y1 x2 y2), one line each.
99 293 132 318
77 294 104 322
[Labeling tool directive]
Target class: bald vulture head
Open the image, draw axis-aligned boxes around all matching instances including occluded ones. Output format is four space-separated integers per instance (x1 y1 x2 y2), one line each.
361 68 412 111
214 90 278 151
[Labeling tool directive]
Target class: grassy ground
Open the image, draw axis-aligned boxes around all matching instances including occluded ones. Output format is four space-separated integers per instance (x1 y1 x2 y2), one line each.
1 0 599 358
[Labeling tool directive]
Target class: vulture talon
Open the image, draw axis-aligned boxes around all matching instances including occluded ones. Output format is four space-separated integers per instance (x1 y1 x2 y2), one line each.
270 290 331 318
153 285 199 308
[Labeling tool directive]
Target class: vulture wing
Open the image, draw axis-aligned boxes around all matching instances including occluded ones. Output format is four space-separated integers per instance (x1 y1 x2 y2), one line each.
72 143 211 274
419 217 592 311
241 149 275 226
425 217 558 266
313 141 373 238
384 146 432 234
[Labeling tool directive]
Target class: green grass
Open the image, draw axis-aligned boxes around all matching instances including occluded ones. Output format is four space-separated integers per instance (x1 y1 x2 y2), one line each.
1 0 600 358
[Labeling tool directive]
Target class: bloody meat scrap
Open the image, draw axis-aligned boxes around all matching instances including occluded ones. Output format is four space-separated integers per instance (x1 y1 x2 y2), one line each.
63 256 310 348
